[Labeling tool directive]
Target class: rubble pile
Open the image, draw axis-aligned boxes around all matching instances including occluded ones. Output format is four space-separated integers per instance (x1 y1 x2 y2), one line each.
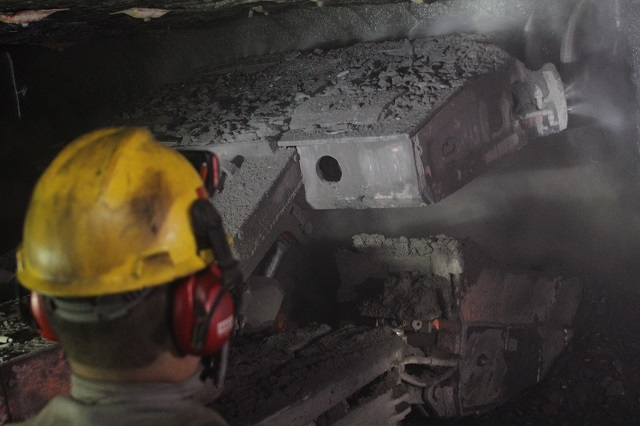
0 299 52 363
357 272 449 321
115 35 509 145
336 233 497 305
217 324 408 425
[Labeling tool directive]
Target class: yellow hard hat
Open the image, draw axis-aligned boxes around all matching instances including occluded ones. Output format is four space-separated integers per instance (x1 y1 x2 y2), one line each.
16 127 213 297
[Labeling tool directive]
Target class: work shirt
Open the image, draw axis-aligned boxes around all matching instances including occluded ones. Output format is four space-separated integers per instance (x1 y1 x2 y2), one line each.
11 371 228 426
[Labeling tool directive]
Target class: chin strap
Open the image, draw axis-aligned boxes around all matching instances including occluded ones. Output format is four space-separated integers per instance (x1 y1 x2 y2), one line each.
200 341 229 388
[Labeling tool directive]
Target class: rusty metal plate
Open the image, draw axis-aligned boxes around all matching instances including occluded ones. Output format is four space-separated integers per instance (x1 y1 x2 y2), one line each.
0 346 70 422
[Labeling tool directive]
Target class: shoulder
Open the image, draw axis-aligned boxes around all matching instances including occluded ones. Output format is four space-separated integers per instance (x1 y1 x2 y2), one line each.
6 396 78 426
160 403 229 426
7 396 229 426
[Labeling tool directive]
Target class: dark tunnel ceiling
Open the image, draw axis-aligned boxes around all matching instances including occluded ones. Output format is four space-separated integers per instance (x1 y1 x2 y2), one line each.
0 0 419 44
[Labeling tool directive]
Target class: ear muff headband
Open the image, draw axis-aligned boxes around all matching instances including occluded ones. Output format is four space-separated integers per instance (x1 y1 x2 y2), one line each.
30 270 235 357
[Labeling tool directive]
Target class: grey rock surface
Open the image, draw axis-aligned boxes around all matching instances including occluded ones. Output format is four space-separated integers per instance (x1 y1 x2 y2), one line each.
117 35 509 146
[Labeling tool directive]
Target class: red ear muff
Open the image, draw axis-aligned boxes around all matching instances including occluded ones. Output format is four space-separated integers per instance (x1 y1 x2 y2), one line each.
30 292 59 341
172 265 235 356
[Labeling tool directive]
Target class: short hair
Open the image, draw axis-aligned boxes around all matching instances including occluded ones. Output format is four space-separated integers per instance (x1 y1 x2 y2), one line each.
47 285 179 370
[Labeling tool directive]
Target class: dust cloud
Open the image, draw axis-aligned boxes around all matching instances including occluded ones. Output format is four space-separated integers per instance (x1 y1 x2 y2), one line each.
309 126 640 288
308 11 639 289
424 0 533 37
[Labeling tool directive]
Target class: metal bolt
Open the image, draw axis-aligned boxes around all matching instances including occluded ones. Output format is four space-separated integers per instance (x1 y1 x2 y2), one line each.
301 221 313 235
476 354 490 367
411 320 423 331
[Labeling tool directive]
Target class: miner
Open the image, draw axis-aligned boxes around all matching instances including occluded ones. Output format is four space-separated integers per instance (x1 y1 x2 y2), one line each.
12 127 240 425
